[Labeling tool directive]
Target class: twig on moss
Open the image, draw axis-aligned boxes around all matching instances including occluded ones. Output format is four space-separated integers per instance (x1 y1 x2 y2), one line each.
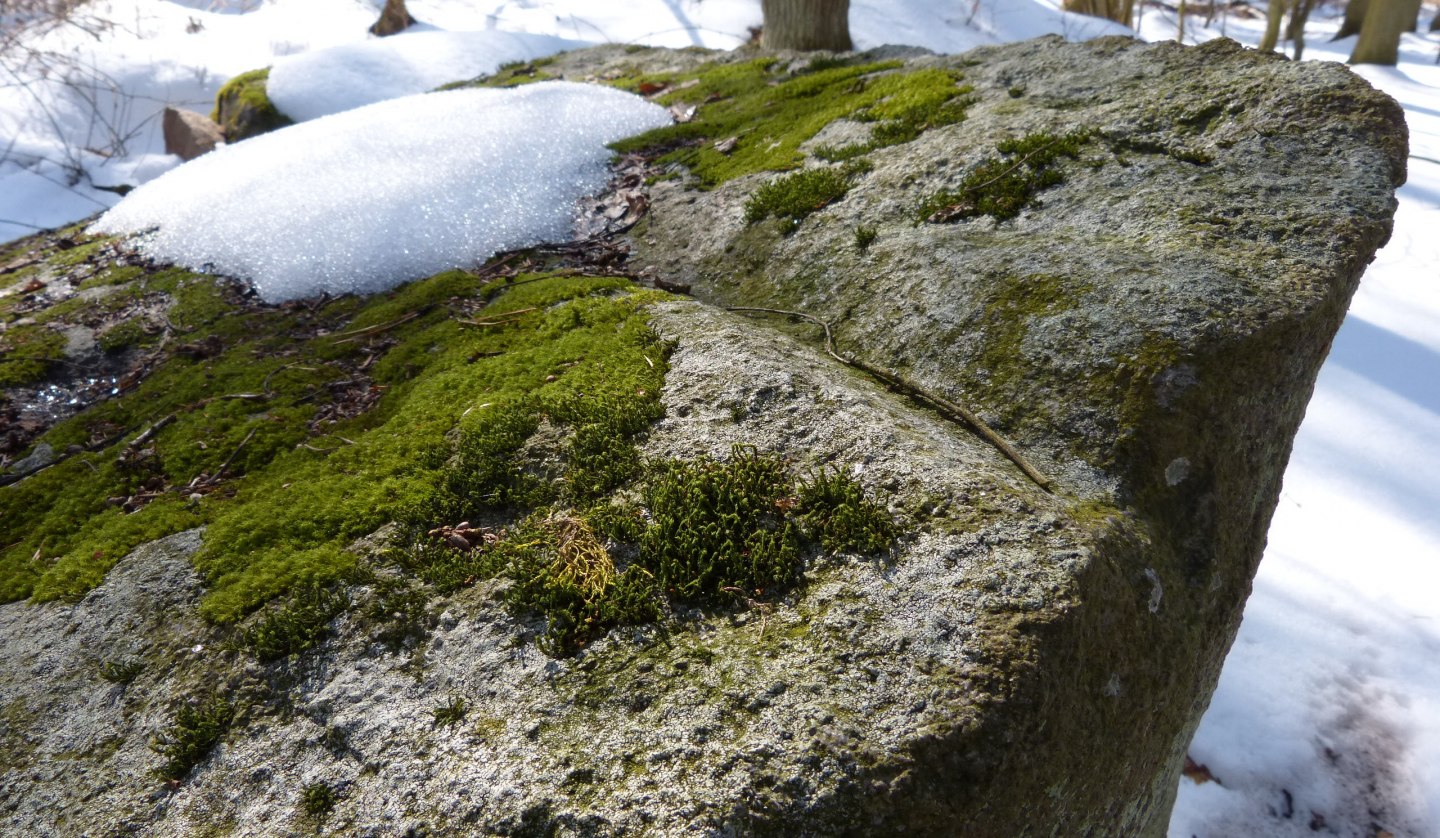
213 427 257 479
261 361 316 396
726 306 1051 491
329 311 421 343
124 413 174 453
456 307 536 327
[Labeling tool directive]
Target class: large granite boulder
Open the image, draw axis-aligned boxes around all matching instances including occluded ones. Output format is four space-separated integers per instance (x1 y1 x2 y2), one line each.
0 37 1403 836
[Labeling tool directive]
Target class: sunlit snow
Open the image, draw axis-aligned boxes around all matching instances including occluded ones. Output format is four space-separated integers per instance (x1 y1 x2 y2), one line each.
267 30 592 122
90 82 670 302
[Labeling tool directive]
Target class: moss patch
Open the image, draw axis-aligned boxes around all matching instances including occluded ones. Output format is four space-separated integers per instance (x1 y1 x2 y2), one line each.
212 68 293 143
151 691 234 781
743 161 870 227
609 60 972 187
444 57 559 90
920 130 1091 223
0 323 66 387
0 245 664 622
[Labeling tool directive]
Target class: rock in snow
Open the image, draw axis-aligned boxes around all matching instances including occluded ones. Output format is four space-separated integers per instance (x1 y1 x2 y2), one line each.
0 37 1405 836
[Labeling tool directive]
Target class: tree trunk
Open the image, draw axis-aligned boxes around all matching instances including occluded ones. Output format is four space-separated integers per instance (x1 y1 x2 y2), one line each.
760 0 852 51
1259 0 1288 52
1286 0 1318 59
1061 0 1136 26
1335 0 1369 39
1349 0 1421 64
369 0 416 37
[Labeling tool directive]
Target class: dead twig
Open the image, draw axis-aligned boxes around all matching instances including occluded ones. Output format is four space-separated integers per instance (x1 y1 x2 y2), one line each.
212 427 257 480
726 306 1052 491
328 311 421 343
456 307 537 327
122 413 174 454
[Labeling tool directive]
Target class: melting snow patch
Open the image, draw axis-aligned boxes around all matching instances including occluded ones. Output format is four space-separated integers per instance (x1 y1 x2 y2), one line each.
91 82 671 303
267 30 593 122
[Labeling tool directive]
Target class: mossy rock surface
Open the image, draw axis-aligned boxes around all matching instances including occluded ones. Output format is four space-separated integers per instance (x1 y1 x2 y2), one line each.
0 36 1405 838
212 68 293 143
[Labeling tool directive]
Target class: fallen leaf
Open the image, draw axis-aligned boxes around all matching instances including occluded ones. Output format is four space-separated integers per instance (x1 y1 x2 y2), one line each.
1182 756 1218 785
637 81 668 96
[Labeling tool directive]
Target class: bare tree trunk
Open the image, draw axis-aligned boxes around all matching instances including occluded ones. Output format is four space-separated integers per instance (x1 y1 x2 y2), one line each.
1286 0 1318 59
760 0 852 51
369 0 416 37
1334 0 1369 39
1061 0 1136 26
1349 0 1421 64
1259 0 1289 52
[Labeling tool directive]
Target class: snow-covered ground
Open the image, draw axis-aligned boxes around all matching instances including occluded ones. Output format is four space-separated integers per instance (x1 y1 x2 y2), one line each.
3 1 1438 834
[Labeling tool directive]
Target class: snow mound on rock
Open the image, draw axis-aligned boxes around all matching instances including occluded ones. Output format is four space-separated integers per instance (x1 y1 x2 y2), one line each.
92 82 670 303
267 30 593 121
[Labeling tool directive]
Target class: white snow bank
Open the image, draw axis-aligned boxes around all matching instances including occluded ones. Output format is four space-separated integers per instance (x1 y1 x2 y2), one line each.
91 81 671 302
268 29 592 122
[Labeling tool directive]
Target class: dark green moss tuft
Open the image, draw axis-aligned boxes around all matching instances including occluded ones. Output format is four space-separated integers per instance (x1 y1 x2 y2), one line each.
300 782 338 820
744 161 870 227
854 225 878 251
242 583 350 661
504 514 663 655
98 657 145 685
920 129 1091 223
641 445 801 605
797 467 897 554
432 694 469 727
151 692 234 781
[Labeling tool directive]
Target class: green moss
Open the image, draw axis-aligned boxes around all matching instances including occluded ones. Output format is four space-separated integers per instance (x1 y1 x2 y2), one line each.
151 692 234 781
919 129 1091 223
96 318 154 353
796 467 896 554
0 256 669 621
641 445 801 605
300 782 338 820
432 694 469 727
743 162 868 227
0 323 65 387
610 61 970 187
447 57 559 89
211 68 293 143
242 582 350 661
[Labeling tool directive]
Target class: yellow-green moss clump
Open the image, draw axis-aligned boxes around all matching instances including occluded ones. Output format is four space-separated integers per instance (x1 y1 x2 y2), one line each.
0 245 661 622
211 68 293 143
1 229 895 654
608 59 973 187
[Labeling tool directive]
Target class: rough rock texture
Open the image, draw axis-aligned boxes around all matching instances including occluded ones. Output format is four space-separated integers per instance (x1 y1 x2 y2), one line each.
162 107 225 161
0 37 1406 838
0 530 214 832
